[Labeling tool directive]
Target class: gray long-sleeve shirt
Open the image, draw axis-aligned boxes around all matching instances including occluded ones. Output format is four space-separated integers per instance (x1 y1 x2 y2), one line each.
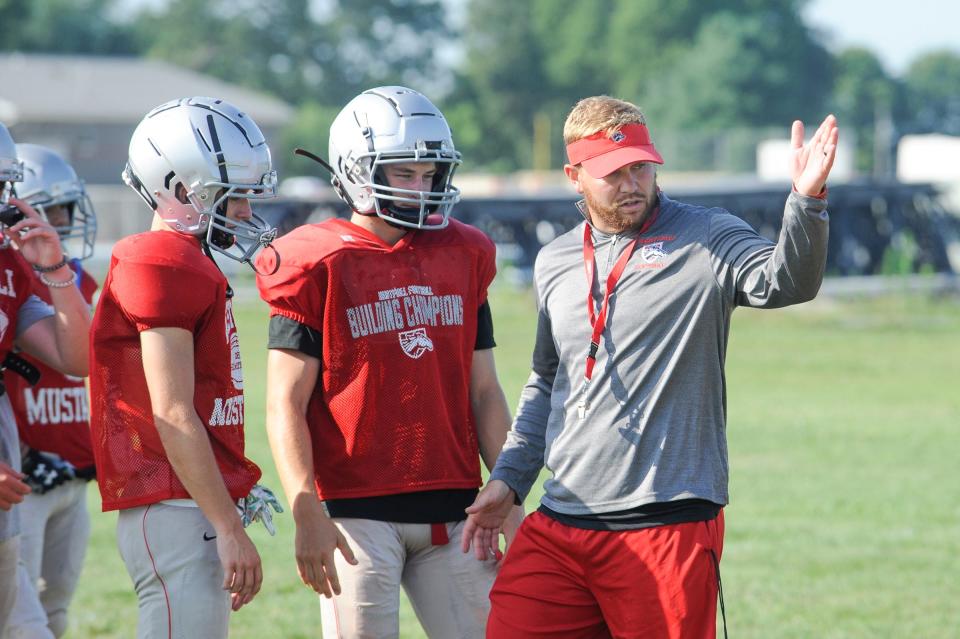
489 191 829 515
0 294 55 542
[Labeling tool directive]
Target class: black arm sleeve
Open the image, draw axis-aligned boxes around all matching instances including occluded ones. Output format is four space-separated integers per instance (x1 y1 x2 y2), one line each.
268 315 322 358
475 300 495 350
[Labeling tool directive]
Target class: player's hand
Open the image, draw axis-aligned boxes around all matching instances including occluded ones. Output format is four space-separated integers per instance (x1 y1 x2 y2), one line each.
462 479 516 561
0 462 30 510
4 197 66 268
791 114 839 197
293 499 357 598
215 523 263 611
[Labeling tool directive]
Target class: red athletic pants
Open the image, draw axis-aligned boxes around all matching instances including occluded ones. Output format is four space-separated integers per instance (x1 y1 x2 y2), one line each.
487 510 724 639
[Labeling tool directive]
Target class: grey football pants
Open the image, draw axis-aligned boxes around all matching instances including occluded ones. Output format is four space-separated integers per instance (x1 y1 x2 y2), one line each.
117 503 230 639
319 518 497 639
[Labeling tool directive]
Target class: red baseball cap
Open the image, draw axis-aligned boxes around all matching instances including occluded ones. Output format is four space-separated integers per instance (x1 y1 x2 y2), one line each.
566 123 664 177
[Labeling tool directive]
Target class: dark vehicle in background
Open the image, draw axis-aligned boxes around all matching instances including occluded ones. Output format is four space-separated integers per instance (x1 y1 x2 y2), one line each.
261 180 960 280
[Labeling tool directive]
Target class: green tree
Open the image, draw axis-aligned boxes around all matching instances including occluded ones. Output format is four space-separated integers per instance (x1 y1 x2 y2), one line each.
0 0 138 54
609 2 832 131
903 50 960 135
133 0 324 105
450 0 619 171
282 101 343 177
134 0 450 109
448 0 545 170
320 0 451 105
830 48 899 174
452 0 832 171
132 0 453 175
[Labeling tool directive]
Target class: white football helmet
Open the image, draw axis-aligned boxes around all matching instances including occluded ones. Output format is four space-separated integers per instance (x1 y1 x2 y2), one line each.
16 144 97 260
0 122 23 207
328 86 461 230
122 97 279 269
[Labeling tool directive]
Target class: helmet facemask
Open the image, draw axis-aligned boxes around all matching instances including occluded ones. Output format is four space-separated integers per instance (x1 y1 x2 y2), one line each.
0 129 24 248
363 146 461 230
199 179 280 268
0 180 16 207
0 154 23 208
31 194 97 260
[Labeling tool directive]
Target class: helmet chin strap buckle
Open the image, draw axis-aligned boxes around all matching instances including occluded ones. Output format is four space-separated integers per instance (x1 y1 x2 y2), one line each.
258 228 278 246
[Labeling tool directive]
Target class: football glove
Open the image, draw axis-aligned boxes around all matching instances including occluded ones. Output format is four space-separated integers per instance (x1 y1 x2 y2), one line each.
21 449 76 494
237 483 284 536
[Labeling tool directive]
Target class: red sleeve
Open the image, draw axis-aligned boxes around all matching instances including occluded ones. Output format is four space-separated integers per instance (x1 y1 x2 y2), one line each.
111 259 217 332
255 229 329 332
474 230 497 306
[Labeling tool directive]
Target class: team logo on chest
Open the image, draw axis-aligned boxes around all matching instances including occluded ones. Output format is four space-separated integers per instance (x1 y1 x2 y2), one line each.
345 284 465 358
641 241 667 263
399 328 435 359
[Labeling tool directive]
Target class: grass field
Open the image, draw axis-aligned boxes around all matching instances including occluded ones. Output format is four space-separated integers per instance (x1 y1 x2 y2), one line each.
67 284 960 638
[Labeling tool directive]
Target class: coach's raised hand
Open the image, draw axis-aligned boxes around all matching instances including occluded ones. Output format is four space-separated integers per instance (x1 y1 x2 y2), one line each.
791 114 839 197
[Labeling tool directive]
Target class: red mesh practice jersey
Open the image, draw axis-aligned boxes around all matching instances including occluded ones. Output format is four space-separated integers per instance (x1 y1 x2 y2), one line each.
8 263 98 469
256 218 497 500
0 248 41 358
90 231 260 511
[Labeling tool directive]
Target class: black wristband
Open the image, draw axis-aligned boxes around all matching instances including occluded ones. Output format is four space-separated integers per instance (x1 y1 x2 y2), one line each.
32 257 68 273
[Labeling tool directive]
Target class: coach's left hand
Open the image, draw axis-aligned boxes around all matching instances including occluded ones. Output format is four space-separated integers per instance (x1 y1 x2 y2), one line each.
791 114 839 197
462 479 516 561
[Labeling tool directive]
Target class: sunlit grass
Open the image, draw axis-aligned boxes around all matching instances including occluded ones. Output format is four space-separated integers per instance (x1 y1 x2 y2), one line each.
70 288 960 637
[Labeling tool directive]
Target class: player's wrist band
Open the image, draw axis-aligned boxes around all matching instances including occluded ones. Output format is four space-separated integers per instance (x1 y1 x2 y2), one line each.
39 271 74 288
31 257 68 273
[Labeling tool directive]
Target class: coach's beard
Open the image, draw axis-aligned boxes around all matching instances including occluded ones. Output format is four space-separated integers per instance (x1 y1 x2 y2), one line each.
584 188 658 235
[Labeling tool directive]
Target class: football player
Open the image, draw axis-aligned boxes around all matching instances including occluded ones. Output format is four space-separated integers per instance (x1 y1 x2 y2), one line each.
88 98 279 638
0 124 91 634
3 144 99 638
256 86 522 638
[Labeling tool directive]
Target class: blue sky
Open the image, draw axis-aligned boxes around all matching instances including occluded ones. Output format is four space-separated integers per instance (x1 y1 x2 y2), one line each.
804 0 960 75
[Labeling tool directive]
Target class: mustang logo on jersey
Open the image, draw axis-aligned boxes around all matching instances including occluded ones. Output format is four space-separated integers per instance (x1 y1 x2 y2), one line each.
208 395 244 427
345 285 464 349
399 328 434 359
24 387 89 425
224 299 243 390
0 268 17 298
207 300 245 427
